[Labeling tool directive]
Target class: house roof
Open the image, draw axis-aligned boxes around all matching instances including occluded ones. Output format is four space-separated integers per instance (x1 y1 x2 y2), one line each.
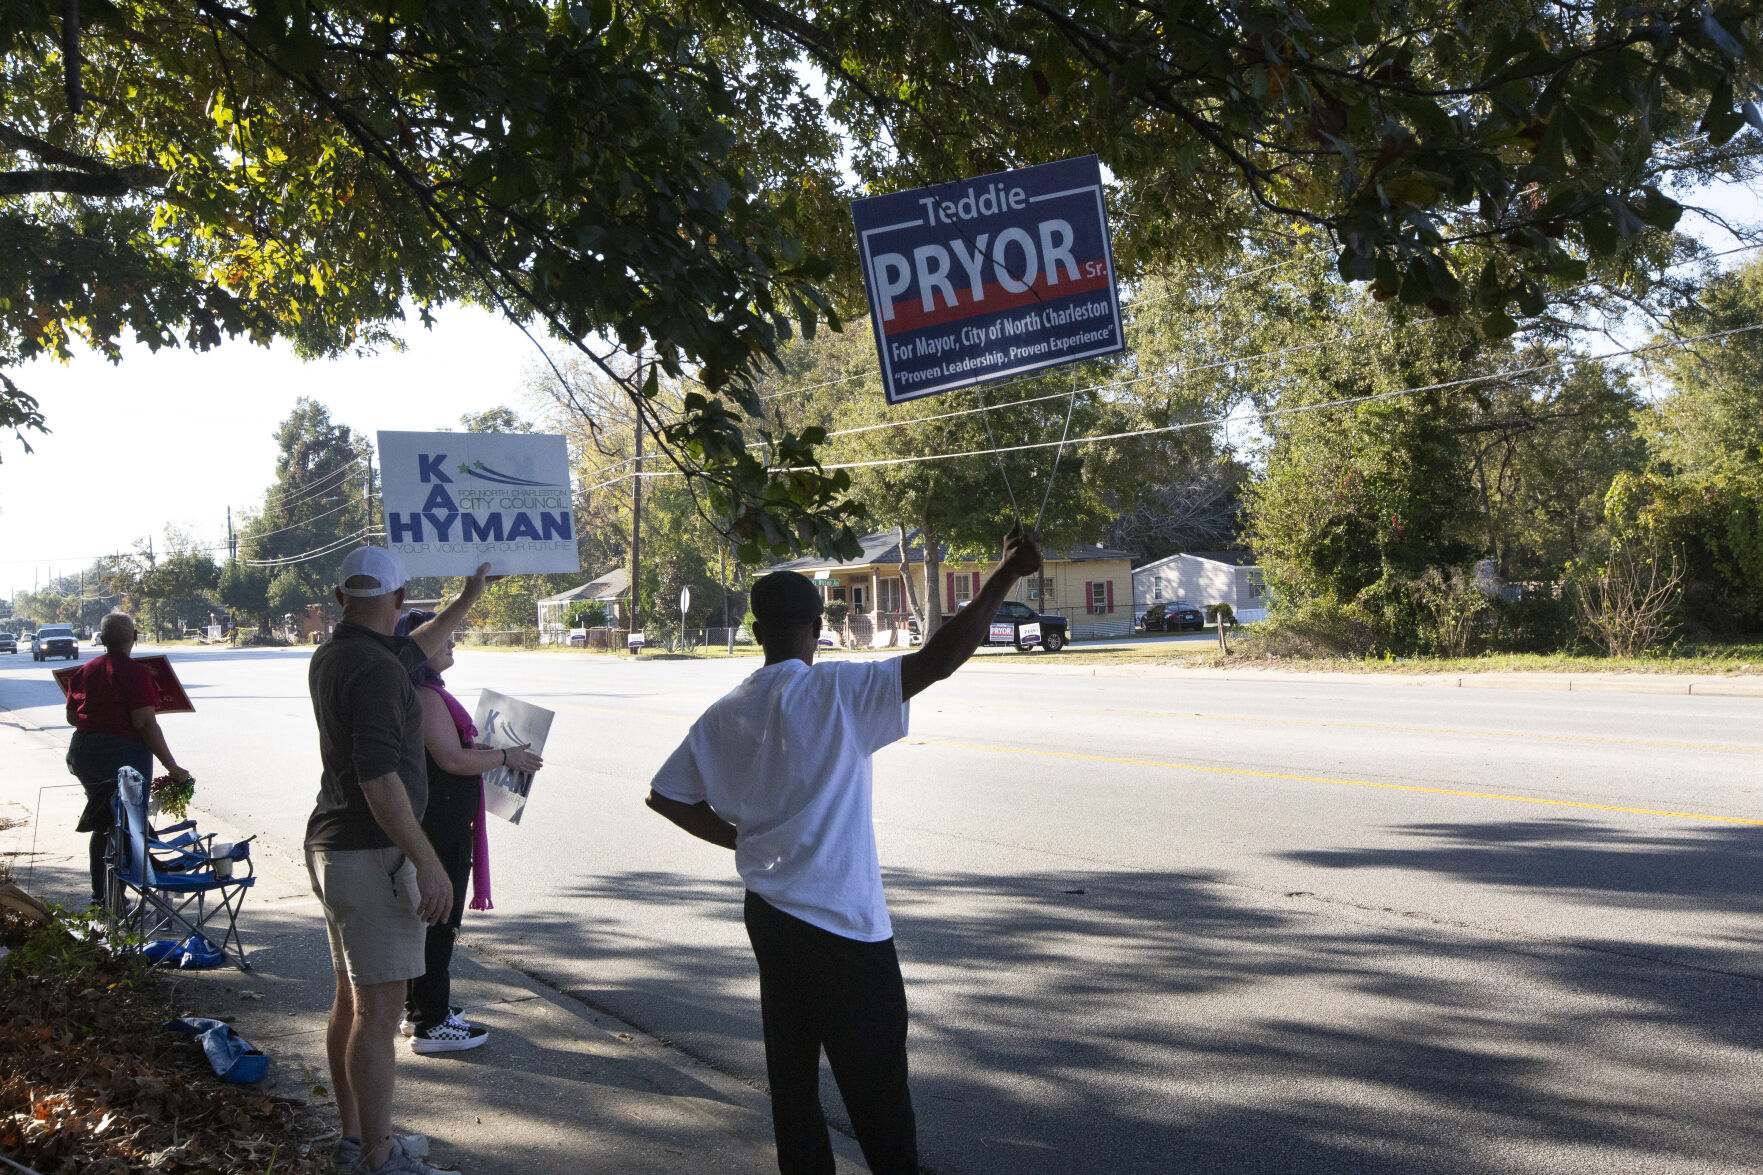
1134 549 1260 573
761 529 1133 575
537 568 629 604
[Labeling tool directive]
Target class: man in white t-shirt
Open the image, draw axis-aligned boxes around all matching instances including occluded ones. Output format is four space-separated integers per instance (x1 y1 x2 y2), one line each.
647 525 1043 1175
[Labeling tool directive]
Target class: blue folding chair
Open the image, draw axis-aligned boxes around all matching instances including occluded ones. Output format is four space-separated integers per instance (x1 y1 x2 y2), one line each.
108 768 256 971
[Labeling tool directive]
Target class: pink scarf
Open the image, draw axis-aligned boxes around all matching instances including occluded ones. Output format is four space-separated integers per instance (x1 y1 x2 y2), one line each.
421 682 493 911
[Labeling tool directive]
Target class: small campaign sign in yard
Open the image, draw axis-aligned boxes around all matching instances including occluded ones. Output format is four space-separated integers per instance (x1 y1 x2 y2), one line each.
989 621 1016 642
378 431 580 576
472 689 554 825
851 155 1124 404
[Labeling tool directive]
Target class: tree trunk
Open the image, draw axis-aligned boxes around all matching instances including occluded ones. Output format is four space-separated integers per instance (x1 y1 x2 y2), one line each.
922 517 944 639
897 524 927 632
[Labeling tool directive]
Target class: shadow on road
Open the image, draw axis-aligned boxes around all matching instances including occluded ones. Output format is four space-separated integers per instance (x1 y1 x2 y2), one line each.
482 859 1763 1175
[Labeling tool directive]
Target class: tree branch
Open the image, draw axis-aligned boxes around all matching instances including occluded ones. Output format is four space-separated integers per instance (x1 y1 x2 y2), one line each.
0 166 166 197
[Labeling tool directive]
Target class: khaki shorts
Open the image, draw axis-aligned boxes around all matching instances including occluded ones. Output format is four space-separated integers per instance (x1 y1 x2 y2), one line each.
306 847 426 987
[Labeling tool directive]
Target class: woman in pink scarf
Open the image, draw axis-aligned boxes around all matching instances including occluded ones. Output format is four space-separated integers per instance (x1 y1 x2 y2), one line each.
393 609 543 1055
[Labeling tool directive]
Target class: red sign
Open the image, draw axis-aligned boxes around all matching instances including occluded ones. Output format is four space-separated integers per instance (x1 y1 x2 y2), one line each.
53 654 194 714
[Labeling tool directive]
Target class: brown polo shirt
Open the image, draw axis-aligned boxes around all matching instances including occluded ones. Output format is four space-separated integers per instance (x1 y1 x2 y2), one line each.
304 620 430 851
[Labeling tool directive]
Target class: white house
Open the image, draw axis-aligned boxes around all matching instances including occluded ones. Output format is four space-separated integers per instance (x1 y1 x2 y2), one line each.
536 568 630 644
1132 551 1267 623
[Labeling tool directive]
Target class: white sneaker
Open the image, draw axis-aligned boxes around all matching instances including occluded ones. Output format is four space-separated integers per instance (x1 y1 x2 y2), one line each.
399 1006 462 1037
409 1013 488 1055
336 1134 428 1169
365 1138 456 1173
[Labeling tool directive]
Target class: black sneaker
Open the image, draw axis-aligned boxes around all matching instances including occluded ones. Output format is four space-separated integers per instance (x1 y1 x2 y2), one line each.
408 1014 488 1055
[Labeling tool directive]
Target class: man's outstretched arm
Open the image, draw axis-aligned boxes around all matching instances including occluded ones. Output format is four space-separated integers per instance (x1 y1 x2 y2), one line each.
646 790 737 850
899 524 1043 702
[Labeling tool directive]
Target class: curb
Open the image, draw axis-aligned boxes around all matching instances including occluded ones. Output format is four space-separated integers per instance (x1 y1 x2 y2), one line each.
955 659 1763 696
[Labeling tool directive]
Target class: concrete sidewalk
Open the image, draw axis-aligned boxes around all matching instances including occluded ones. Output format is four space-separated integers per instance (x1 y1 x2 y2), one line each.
0 716 867 1174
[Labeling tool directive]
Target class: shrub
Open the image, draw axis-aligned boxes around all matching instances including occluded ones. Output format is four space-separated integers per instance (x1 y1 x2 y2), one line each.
1240 598 1383 658
565 601 608 629
1483 591 1576 653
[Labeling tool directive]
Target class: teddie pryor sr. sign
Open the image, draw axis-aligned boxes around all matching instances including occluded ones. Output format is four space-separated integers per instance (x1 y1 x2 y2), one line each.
378 431 581 576
851 154 1125 404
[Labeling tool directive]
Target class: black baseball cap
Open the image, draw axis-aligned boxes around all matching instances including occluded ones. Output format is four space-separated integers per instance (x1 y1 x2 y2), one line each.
750 571 825 625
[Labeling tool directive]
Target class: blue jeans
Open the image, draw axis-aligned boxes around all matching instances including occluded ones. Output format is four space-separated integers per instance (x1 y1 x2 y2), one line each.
66 730 151 903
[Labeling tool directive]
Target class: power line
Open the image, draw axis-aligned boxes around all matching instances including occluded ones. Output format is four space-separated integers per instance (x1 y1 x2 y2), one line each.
574 319 1763 485
244 528 383 568
245 495 369 541
775 241 1763 443
755 240 1762 408
256 458 369 514
809 321 1763 473
755 247 1334 401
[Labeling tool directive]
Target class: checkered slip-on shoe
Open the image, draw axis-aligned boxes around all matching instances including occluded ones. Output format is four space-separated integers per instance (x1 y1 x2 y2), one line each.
399 1006 463 1037
408 1014 488 1055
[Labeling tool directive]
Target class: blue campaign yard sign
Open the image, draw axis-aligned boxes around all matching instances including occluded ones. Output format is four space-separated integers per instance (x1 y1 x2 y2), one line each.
851 155 1124 405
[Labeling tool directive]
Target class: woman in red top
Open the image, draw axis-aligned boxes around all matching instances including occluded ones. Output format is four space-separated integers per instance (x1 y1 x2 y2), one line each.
64 613 192 905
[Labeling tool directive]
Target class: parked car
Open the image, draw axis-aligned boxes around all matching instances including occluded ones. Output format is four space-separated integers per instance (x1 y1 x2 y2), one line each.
988 600 1071 652
0 632 16 654
1139 603 1205 633
31 624 79 661
907 603 1070 651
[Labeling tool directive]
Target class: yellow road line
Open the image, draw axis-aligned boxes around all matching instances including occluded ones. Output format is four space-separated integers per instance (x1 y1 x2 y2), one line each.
907 737 1763 827
941 700 1763 754
544 701 1763 825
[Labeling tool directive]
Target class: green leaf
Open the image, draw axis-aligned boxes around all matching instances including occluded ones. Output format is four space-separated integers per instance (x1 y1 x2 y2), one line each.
1700 12 1746 57
1632 186 1682 232
1700 77 1745 145
1482 308 1518 339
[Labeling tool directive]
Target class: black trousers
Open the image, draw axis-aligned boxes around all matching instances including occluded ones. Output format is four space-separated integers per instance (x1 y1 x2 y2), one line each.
405 779 475 1031
65 731 152 904
743 892 918 1175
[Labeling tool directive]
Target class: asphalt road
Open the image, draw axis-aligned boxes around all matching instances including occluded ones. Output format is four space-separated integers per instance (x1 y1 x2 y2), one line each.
4 643 1761 1174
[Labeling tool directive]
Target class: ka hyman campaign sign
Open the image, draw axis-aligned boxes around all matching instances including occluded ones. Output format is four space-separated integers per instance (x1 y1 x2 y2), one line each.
378 431 581 576
851 155 1124 404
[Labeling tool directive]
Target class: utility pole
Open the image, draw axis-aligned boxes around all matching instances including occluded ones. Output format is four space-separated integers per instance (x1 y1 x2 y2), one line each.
365 449 377 540
720 536 732 655
628 376 643 656
227 506 236 563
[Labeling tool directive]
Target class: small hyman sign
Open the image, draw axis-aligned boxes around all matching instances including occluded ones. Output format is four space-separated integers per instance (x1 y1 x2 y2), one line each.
377 431 581 576
850 154 1125 404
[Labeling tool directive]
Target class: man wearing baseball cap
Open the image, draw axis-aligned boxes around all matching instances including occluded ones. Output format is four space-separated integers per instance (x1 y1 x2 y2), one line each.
647 523 1043 1174
306 546 493 1174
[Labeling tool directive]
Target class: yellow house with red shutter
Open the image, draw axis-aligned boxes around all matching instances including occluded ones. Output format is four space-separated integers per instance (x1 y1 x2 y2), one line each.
761 529 1135 645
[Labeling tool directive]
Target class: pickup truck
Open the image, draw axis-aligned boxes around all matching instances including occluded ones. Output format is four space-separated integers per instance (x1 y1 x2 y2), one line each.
906 600 1072 651
31 624 79 661
985 600 1070 652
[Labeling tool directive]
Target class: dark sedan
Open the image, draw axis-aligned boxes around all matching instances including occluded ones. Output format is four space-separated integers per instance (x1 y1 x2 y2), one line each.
1139 603 1205 633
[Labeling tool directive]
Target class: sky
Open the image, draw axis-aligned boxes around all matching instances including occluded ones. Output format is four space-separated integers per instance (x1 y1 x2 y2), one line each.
0 305 546 600
1 177 1757 603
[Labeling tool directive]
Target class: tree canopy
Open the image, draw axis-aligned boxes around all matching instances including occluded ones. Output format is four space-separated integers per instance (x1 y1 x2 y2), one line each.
3 0 1758 550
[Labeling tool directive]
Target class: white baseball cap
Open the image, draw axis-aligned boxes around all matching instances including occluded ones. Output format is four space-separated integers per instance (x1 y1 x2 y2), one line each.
337 546 407 597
